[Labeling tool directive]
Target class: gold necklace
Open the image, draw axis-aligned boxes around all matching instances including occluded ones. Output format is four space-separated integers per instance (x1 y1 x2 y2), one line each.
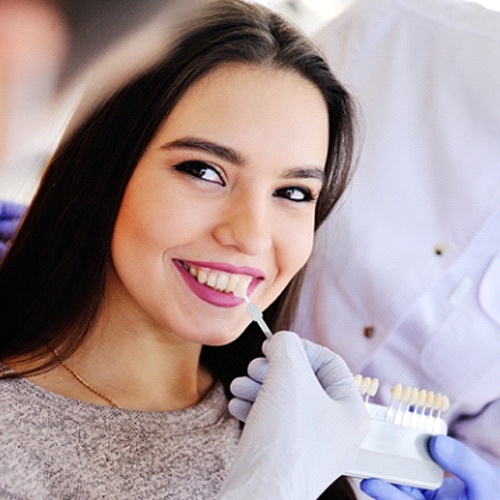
51 347 121 408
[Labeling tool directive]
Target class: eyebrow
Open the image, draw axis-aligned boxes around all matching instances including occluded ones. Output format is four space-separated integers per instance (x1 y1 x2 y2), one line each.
161 137 245 165
161 136 326 184
282 167 326 184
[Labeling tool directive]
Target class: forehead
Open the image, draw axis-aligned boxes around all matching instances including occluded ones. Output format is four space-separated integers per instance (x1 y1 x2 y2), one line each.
170 62 327 129
149 63 329 168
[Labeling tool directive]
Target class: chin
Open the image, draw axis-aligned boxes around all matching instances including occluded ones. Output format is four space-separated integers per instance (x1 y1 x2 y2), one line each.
172 313 252 347
200 321 251 347
201 332 243 347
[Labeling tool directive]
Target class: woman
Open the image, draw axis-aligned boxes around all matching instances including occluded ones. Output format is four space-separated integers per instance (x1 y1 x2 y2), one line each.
0 1 366 498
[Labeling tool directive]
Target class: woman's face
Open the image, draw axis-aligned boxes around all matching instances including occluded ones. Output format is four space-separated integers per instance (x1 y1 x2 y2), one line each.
108 63 329 345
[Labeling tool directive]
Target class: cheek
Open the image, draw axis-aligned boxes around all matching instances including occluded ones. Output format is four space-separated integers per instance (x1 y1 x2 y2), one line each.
111 203 155 263
110 198 175 283
113 183 190 256
277 221 315 281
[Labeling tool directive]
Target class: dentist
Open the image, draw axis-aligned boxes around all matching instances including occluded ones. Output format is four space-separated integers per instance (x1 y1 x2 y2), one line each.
295 0 500 497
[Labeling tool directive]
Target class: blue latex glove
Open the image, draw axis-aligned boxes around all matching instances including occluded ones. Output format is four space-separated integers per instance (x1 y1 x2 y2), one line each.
219 331 370 499
361 435 500 499
0 201 25 259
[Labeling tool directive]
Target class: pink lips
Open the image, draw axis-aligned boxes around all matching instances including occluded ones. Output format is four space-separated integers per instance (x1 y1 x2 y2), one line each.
173 259 263 308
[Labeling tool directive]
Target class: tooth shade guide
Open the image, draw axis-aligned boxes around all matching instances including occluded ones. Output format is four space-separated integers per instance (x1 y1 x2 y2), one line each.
416 391 435 429
354 376 450 432
436 395 450 422
368 379 379 397
431 393 443 418
408 389 424 426
417 389 427 408
365 378 379 404
424 392 434 413
391 385 410 425
346 396 449 489
359 377 370 395
408 388 419 407
353 375 379 404
385 383 401 423
401 386 412 405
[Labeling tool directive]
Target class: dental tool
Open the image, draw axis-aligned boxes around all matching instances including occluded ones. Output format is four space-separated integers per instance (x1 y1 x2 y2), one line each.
242 296 273 339
232 277 273 338
233 283 273 338
345 376 450 490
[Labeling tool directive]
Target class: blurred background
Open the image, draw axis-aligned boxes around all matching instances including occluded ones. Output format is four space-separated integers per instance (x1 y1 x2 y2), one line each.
260 0 499 33
1 0 498 202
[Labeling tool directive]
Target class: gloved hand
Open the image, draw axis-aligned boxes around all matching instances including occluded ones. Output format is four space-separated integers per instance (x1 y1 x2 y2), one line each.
360 435 500 499
0 201 25 259
218 330 370 500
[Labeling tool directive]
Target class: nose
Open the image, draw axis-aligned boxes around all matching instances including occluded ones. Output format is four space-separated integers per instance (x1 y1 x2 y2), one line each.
213 193 273 255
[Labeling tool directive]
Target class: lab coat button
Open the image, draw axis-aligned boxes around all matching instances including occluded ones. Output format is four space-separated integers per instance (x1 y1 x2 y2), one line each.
363 325 375 338
434 244 446 255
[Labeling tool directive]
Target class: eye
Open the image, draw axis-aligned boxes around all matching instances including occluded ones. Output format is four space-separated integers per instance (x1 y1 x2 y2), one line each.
174 160 225 186
274 186 315 203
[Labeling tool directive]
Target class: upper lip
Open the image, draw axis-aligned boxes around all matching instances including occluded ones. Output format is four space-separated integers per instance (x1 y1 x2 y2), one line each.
178 259 265 279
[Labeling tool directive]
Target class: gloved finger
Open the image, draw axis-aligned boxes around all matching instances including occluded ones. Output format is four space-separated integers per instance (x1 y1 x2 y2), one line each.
433 477 467 498
228 397 252 423
361 479 426 499
230 376 262 402
300 338 357 399
261 331 313 380
262 331 362 405
0 201 26 219
247 357 268 383
0 219 20 239
261 331 325 403
429 435 500 495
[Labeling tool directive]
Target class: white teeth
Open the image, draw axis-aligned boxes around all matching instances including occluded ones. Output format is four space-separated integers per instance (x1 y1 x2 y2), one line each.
226 274 239 293
186 263 254 295
233 276 252 298
215 273 229 290
207 273 217 288
197 269 207 285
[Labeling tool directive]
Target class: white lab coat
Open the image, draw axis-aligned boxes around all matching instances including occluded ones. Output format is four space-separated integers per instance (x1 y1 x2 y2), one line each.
295 0 500 466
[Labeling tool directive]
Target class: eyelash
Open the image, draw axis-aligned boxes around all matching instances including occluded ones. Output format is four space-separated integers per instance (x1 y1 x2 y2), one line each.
274 186 316 203
174 160 317 203
174 160 225 186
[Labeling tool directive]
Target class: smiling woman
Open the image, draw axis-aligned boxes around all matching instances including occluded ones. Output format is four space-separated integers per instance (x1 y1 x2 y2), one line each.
110 63 329 345
0 0 359 498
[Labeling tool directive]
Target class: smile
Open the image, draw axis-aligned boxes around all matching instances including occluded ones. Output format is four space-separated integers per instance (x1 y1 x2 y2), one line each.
174 259 265 308
180 261 253 297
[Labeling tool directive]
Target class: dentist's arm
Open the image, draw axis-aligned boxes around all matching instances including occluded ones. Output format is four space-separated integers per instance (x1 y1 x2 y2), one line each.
218 330 370 500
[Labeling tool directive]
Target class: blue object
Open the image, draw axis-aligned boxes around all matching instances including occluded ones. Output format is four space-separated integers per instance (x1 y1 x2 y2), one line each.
0 201 26 259
360 435 500 499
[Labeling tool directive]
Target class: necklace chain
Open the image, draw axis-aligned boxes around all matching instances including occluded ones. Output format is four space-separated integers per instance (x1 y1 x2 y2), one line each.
51 347 121 408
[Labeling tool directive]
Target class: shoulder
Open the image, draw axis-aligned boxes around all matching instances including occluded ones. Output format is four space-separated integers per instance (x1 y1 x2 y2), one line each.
0 376 39 427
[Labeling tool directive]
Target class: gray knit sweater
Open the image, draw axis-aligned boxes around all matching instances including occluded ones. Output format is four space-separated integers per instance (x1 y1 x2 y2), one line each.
0 376 240 499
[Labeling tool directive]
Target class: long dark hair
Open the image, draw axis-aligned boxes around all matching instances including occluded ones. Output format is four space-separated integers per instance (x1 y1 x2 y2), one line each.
0 2 356 496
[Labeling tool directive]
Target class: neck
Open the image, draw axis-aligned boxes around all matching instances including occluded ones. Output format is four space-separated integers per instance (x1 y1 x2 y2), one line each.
10 320 215 412
66 323 214 411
